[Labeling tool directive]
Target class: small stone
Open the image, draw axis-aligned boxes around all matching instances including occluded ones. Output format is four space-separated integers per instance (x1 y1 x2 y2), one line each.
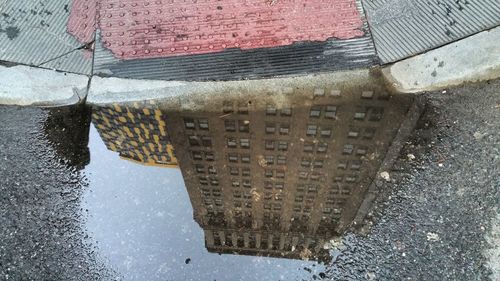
427 232 440 242
473 131 486 140
380 171 390 182
257 155 267 167
251 189 261 201
300 247 312 261
407 154 416 160
323 238 342 249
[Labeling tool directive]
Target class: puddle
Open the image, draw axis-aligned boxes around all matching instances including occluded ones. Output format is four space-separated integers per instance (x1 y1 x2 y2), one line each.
77 81 416 280
84 125 324 280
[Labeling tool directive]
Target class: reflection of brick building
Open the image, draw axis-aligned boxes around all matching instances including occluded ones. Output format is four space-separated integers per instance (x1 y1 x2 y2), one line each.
165 86 413 261
92 103 178 168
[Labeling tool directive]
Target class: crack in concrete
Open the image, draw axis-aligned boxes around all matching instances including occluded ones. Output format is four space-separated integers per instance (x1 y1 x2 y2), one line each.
37 40 94 67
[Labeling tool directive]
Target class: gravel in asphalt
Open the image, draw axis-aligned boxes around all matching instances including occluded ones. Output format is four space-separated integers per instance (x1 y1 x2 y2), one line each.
0 106 114 281
324 80 500 280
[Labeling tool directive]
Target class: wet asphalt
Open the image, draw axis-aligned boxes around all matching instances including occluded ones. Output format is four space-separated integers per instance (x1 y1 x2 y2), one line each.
0 106 113 280
325 80 500 280
0 80 499 281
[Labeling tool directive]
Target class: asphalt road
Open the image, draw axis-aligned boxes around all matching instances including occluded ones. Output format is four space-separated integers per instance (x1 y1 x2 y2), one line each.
324 80 500 280
0 79 498 281
0 106 113 280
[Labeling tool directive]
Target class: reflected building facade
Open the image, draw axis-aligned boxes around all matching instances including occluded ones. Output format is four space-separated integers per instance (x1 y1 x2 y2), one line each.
92 86 413 262
92 102 178 168
163 87 413 262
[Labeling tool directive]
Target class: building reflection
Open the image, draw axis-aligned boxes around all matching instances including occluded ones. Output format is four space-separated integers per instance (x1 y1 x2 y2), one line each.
91 85 413 262
92 102 178 168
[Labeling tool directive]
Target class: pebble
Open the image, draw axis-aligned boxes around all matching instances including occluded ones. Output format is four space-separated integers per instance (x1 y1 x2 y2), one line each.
380 171 390 182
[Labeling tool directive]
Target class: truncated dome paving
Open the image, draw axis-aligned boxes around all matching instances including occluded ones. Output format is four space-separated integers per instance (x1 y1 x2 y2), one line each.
67 0 365 59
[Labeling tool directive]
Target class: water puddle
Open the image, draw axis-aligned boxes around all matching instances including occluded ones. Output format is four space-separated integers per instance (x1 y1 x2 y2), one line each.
81 80 415 280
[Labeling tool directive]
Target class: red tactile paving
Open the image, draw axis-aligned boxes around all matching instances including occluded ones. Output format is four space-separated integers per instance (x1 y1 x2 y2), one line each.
68 0 365 60
67 0 98 44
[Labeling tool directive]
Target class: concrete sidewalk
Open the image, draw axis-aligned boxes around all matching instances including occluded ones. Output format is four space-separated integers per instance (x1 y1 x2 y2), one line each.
1 25 499 106
383 27 500 93
0 0 499 106
0 64 89 106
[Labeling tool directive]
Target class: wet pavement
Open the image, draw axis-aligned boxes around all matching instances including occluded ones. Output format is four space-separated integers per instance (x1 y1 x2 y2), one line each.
1 79 499 281
0 106 113 280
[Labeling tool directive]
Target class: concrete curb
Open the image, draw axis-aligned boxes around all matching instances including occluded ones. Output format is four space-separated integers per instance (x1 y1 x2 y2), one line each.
382 27 500 93
0 64 89 107
87 69 372 105
1 27 500 106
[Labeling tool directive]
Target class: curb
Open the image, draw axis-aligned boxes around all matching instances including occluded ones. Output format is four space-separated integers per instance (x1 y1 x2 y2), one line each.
86 69 373 105
0 64 89 107
1 27 499 106
382 27 500 93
